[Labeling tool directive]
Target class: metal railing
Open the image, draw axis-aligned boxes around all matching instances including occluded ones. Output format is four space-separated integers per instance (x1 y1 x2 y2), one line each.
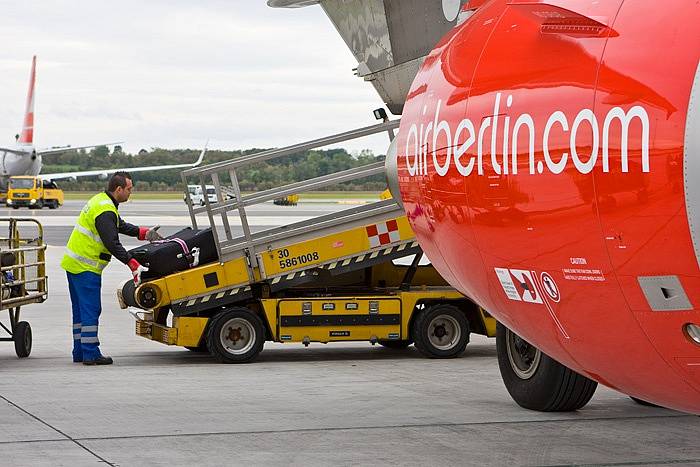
181 119 401 280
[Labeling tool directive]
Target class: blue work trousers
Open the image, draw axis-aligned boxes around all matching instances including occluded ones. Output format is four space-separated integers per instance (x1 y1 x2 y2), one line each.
66 271 103 362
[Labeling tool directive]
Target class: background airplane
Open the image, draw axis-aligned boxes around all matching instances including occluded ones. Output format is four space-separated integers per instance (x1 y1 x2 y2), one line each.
271 0 700 414
0 56 205 185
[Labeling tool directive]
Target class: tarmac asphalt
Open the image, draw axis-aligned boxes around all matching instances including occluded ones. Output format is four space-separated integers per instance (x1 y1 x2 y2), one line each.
0 200 698 466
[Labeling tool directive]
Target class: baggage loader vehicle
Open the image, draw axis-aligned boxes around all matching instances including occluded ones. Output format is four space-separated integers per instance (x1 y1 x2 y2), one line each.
0 218 48 357
118 120 496 362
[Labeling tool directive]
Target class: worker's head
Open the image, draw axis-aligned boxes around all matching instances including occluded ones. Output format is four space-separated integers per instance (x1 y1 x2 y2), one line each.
107 171 133 203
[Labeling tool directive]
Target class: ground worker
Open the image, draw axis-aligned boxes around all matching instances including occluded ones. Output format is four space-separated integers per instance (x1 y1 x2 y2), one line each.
60 172 163 365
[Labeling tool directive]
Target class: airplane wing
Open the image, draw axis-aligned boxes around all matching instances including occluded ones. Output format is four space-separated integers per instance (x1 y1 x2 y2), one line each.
0 147 31 156
38 145 208 181
37 142 125 156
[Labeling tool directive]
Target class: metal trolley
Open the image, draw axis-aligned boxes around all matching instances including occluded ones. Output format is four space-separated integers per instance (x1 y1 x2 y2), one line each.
0 218 47 358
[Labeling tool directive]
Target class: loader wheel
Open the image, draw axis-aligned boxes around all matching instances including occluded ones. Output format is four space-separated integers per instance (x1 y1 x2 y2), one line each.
378 339 412 349
14 321 32 358
412 304 469 358
207 308 264 363
496 322 597 411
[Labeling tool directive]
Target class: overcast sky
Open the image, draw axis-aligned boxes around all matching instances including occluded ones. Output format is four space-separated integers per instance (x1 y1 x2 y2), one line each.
0 1 392 157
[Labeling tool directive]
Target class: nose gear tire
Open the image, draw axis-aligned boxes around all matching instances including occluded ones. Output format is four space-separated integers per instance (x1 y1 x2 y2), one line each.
496 322 597 412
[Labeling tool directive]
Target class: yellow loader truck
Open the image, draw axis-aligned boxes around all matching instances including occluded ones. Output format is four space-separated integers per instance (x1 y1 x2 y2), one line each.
119 120 497 363
6 176 64 209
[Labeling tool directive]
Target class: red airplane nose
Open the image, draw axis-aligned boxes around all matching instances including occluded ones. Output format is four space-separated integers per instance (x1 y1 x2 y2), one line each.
393 0 700 413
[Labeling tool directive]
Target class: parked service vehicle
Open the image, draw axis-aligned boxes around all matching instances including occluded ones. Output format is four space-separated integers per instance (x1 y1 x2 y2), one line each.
273 194 299 206
6 176 64 209
184 184 217 206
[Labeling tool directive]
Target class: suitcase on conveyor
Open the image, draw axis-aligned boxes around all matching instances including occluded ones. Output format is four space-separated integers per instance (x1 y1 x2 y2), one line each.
128 227 217 280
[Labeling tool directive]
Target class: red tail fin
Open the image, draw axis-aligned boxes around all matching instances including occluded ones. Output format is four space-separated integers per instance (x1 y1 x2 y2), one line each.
18 56 36 145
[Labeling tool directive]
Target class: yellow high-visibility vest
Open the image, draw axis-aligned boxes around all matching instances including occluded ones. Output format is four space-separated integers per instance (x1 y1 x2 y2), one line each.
61 192 119 275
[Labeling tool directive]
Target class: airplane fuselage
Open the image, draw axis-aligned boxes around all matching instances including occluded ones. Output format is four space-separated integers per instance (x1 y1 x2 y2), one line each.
393 0 700 413
1 150 41 177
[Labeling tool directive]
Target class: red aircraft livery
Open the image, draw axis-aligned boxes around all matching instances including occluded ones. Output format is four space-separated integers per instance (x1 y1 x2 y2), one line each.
391 0 700 413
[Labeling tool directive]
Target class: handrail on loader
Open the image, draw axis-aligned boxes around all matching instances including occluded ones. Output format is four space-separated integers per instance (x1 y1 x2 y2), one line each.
180 118 401 281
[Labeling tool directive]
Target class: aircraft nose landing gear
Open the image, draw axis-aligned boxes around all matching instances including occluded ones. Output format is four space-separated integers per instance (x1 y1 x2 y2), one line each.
497 323 597 412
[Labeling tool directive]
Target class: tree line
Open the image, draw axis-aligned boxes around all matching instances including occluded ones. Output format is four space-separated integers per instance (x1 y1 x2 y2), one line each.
42 146 387 192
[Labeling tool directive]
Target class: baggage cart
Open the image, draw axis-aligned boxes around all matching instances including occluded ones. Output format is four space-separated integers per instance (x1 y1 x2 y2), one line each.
0 218 47 357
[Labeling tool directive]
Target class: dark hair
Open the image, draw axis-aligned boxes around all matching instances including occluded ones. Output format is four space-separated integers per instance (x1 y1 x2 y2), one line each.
107 171 132 192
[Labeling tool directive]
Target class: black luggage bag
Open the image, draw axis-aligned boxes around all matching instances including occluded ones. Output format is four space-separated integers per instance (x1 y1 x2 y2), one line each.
128 227 217 280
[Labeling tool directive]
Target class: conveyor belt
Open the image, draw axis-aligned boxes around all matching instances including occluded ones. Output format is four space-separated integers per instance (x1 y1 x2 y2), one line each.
131 119 421 316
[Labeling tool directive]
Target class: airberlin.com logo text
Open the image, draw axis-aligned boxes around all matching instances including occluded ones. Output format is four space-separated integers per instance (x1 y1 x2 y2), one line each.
404 92 651 178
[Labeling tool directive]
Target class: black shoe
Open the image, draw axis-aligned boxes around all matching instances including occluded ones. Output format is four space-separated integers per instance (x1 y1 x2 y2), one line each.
83 356 113 366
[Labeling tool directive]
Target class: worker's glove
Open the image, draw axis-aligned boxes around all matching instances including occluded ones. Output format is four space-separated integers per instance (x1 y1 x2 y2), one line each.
139 225 163 242
127 258 148 286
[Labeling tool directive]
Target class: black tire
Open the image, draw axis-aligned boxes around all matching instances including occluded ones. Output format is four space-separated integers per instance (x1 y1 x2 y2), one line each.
48 201 57 209
378 339 412 349
412 304 469 358
630 396 662 407
496 322 597 412
14 321 32 358
206 308 265 363
12 206 18 209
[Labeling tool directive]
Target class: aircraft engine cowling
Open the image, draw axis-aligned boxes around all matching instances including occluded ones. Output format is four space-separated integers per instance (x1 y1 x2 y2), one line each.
395 0 700 413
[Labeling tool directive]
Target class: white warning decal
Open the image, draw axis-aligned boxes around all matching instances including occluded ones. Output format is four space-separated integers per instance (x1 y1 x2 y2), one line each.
495 268 543 304
495 268 521 301
540 272 561 303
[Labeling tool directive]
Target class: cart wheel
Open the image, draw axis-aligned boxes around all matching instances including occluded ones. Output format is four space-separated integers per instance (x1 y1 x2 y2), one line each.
206 308 265 363
14 321 32 358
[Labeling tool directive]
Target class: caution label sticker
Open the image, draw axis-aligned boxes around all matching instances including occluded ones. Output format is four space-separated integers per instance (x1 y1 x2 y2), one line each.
494 268 543 304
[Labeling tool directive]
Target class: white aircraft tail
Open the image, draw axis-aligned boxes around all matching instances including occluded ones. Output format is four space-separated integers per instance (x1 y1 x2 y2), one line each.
18 56 36 147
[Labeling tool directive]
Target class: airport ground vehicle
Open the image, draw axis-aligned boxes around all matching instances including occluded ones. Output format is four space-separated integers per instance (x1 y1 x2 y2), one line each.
6 176 63 209
184 184 217 206
120 120 496 362
273 194 299 206
0 218 47 357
